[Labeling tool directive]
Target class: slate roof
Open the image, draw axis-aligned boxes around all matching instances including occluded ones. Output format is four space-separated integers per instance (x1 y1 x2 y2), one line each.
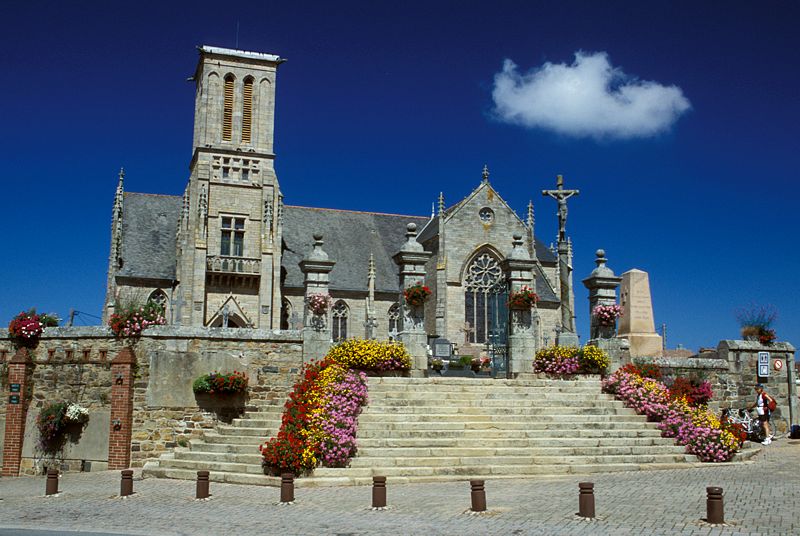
533 264 559 304
281 206 430 293
114 195 561 304
119 193 182 281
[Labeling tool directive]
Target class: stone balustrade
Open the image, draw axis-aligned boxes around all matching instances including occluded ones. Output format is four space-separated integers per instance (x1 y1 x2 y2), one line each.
206 255 261 275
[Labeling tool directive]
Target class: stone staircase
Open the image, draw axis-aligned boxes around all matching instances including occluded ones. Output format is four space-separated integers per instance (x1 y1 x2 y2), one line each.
143 375 698 487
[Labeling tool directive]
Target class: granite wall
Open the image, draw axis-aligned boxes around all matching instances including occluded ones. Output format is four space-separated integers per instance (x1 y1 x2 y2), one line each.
0 326 302 473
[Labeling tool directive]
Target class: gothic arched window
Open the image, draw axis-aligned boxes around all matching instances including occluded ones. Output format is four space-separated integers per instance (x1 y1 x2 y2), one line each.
222 74 235 141
148 289 168 316
387 303 400 339
242 76 254 143
332 300 349 342
463 252 505 343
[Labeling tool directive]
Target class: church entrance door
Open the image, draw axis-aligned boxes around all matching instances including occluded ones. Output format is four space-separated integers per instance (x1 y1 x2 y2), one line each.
486 288 509 379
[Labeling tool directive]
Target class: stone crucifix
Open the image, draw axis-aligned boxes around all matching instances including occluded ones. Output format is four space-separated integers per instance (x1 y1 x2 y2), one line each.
542 175 579 243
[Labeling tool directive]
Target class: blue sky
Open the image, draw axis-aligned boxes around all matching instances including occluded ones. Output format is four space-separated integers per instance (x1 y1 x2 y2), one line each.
1 1 797 351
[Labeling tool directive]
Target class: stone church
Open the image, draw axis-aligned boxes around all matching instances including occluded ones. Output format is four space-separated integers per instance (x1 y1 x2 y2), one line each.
103 46 578 362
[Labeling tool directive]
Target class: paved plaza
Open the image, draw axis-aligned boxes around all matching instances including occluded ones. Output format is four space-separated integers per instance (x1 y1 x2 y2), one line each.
0 440 797 536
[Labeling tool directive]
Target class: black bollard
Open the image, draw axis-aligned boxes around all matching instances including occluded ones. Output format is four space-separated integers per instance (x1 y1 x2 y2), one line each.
372 476 387 508
120 469 134 497
45 468 59 496
470 480 486 512
196 470 210 499
280 473 295 503
706 486 724 524
578 482 595 518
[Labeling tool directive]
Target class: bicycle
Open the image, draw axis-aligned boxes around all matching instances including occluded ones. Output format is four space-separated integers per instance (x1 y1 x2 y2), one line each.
722 408 777 443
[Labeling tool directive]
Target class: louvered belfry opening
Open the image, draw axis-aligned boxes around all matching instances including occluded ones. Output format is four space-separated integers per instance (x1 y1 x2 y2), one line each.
242 77 253 143
222 74 235 141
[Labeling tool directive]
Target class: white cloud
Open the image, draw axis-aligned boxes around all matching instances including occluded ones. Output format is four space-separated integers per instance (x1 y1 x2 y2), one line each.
491 51 691 140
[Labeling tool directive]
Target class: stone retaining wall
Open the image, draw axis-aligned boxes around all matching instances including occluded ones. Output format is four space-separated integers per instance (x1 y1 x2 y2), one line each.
632 340 797 431
0 326 302 472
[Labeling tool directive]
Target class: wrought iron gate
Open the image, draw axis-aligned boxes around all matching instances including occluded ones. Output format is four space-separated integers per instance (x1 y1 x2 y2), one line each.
486 288 509 378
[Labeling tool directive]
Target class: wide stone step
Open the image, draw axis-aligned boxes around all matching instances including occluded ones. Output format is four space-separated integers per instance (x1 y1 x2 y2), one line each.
216 425 277 436
312 458 696 479
359 407 634 418
368 385 604 395
356 427 662 439
370 377 602 386
201 432 268 445
371 392 618 402
175 449 264 465
159 457 265 475
352 444 686 459
188 440 263 454
357 436 671 449
363 398 626 408
143 459 698 488
230 418 283 428
348 450 691 468
356 417 647 430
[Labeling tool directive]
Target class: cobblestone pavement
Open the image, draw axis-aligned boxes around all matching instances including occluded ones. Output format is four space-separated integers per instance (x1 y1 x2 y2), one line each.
1 440 798 536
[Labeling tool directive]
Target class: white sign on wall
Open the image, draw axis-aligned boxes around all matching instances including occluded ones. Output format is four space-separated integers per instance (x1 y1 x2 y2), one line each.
758 351 770 377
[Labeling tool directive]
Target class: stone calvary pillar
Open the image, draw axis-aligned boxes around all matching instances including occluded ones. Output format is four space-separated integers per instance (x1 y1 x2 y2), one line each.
393 223 432 376
501 233 538 376
542 175 580 347
299 233 335 363
618 269 663 357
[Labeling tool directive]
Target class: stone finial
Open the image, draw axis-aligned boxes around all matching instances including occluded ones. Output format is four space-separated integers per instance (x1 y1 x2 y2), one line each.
508 233 530 260
368 253 376 279
588 248 616 278
400 223 424 253
438 192 445 216
306 233 329 261
482 165 490 183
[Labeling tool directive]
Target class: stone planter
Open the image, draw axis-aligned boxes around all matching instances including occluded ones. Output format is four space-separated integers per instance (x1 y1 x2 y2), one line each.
194 392 247 423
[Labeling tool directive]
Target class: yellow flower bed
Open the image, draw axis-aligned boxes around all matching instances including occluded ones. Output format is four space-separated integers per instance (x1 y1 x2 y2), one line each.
326 339 411 371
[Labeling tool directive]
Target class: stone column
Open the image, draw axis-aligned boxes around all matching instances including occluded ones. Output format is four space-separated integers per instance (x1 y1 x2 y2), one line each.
581 249 622 339
108 347 135 470
393 223 432 376
501 234 538 376
556 241 580 346
2 348 33 477
581 249 628 371
299 233 335 363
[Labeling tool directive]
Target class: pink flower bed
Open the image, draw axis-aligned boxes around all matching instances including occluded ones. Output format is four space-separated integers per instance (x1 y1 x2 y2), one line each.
602 368 741 462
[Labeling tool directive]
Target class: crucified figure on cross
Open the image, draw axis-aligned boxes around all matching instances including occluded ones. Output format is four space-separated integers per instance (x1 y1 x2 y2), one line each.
542 175 579 243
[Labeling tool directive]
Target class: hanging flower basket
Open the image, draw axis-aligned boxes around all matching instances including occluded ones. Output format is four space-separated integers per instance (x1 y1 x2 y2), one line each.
8 309 59 348
306 293 332 315
109 300 166 338
508 286 538 310
37 401 89 455
403 283 431 307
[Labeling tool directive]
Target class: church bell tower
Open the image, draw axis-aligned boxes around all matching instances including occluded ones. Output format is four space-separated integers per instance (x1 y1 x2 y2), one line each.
175 46 286 328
